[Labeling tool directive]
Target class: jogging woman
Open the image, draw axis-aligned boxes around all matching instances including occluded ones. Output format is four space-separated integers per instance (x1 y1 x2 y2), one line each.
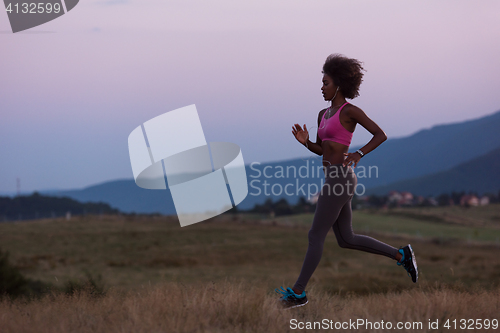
277 54 418 309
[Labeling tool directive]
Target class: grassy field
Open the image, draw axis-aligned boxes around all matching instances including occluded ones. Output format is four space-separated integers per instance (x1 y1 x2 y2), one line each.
1 204 499 332
1 282 499 333
266 204 500 243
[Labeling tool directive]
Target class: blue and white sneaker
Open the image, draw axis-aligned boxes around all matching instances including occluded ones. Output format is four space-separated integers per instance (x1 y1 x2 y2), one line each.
397 244 418 283
275 286 308 309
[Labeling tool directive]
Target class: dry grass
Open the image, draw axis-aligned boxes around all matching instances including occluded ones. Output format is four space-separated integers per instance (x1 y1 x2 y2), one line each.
1 206 500 332
381 204 500 229
1 281 499 333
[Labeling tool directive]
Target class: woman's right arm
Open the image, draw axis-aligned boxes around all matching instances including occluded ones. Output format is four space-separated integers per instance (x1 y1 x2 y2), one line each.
291 110 324 156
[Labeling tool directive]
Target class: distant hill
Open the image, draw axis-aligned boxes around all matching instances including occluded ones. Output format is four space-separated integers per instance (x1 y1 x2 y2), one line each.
50 179 178 215
366 146 500 196
45 109 500 214
51 157 326 215
350 109 500 188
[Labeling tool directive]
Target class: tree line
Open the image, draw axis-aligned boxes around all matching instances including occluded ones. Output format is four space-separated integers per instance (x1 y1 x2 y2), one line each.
229 189 500 217
0 192 119 221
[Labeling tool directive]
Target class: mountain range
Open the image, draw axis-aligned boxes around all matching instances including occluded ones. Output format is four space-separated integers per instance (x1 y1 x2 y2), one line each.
366 146 500 196
43 109 500 214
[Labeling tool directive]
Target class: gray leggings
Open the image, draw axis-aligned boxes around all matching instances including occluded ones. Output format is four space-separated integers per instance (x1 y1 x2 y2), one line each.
293 164 399 292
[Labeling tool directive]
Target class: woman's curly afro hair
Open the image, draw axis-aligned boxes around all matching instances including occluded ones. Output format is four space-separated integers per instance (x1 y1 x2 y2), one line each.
322 54 366 99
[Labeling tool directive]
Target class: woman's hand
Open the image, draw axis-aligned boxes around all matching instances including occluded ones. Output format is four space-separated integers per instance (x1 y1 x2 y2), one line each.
343 152 362 168
292 123 309 145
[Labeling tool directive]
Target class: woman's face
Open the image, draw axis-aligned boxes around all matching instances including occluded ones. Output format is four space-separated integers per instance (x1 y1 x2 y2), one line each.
321 74 338 101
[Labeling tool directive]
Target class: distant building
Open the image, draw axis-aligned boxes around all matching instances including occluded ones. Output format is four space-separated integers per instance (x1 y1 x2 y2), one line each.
479 196 490 206
401 192 414 205
388 191 403 204
460 195 479 207
459 195 489 207
388 191 414 206
427 197 439 206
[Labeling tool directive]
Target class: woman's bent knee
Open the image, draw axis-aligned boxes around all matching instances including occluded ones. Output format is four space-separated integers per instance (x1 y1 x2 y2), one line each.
337 239 350 248
308 229 326 248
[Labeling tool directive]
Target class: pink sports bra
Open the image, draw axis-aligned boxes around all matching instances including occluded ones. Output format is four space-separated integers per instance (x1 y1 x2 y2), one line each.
317 102 353 147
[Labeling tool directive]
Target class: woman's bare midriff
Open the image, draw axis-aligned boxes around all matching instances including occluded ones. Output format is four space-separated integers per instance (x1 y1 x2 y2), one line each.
321 140 349 167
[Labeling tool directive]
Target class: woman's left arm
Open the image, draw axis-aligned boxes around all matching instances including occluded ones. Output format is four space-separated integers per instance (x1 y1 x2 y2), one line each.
343 106 387 167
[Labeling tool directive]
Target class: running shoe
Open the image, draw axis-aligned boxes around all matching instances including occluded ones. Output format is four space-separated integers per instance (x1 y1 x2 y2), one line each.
397 244 418 283
275 286 308 309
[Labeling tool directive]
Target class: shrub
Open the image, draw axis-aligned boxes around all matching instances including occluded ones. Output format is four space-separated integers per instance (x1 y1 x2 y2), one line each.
0 248 29 298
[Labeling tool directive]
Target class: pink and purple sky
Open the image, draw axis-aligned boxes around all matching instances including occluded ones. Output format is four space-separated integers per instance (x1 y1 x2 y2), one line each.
1 0 500 193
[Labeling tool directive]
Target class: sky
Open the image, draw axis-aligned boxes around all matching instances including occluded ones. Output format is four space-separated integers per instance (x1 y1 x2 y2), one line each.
1 0 500 193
